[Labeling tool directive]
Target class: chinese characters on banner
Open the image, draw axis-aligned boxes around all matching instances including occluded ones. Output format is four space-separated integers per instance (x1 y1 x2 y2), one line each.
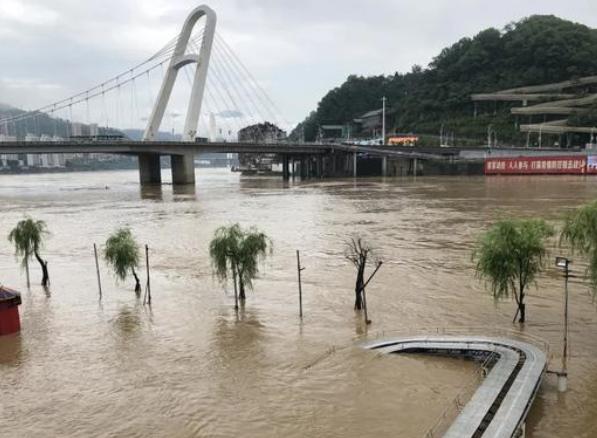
485 156 590 175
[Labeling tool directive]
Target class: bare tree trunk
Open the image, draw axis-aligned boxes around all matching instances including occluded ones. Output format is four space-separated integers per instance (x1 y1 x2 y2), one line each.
354 262 365 310
34 251 49 287
519 302 526 324
25 253 30 289
239 278 246 300
232 264 239 310
132 268 142 297
518 279 526 324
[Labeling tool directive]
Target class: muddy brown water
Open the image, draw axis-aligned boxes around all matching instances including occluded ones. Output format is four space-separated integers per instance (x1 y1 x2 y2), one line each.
0 169 596 437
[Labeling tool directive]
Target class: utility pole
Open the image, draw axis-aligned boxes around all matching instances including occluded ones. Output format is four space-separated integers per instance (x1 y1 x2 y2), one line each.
487 125 492 149
555 256 571 392
296 250 305 318
539 126 543 148
381 96 387 145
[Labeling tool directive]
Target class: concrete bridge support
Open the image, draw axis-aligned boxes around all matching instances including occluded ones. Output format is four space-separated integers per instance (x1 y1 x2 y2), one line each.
139 153 162 184
171 153 196 185
317 156 323 178
282 155 290 181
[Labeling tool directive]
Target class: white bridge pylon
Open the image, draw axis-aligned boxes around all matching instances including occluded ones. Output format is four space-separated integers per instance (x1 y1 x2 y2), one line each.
143 4 217 142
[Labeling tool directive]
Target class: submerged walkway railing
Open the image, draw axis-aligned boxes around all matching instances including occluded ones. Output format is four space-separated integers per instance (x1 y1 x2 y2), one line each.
363 330 549 438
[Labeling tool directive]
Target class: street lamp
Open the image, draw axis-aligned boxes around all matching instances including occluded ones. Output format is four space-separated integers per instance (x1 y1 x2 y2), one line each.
381 96 387 145
555 256 571 392
487 124 493 149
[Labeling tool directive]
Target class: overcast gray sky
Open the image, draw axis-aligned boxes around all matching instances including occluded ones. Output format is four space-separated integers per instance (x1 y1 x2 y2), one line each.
1 0 596 128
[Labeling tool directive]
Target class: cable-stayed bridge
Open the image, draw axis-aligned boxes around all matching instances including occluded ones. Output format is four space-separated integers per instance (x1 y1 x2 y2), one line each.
0 4 436 186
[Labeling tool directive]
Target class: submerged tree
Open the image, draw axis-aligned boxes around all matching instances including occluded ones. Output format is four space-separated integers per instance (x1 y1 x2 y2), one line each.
560 200 597 291
473 219 554 323
209 224 272 309
8 217 50 288
345 237 375 310
104 228 141 296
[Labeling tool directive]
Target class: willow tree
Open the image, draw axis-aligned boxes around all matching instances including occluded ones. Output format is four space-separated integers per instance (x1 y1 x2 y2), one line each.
8 217 50 288
560 200 597 290
473 219 554 323
209 224 272 309
104 228 141 296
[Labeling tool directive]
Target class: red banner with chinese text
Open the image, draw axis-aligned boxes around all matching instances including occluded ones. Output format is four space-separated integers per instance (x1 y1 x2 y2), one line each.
485 156 587 175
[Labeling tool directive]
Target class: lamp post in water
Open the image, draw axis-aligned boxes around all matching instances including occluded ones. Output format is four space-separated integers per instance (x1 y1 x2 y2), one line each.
381 96 387 145
555 256 571 392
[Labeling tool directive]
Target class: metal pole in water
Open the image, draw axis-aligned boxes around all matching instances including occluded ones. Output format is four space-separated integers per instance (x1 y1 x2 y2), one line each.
296 250 305 319
93 243 102 300
145 244 152 306
362 286 370 325
555 256 570 392
359 261 383 325
563 261 569 365
381 96 387 145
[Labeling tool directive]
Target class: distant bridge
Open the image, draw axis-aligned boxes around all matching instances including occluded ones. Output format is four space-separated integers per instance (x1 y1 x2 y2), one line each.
0 140 443 185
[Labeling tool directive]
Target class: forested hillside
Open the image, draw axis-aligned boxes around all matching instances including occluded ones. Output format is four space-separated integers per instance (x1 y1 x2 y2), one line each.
292 15 597 144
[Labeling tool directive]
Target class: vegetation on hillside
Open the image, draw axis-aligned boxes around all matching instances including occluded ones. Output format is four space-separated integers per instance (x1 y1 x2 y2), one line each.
292 15 597 145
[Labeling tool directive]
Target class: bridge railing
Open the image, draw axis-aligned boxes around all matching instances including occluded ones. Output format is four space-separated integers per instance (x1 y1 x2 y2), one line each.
301 326 550 437
363 326 551 438
422 349 498 438
367 326 551 357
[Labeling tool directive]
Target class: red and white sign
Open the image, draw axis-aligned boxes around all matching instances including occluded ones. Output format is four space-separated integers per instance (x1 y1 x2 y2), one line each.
587 156 597 174
485 156 587 175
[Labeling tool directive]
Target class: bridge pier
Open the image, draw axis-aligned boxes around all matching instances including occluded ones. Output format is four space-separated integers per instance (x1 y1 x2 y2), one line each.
139 153 162 185
282 155 290 181
382 156 388 177
317 156 323 178
171 153 196 185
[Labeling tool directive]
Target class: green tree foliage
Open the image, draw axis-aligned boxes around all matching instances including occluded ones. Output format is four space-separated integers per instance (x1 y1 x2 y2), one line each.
104 228 142 295
209 224 272 308
291 16 597 144
8 217 50 287
473 219 554 323
560 201 597 290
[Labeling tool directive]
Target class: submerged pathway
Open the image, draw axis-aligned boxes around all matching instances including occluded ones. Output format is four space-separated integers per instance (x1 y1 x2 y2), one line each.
364 336 547 438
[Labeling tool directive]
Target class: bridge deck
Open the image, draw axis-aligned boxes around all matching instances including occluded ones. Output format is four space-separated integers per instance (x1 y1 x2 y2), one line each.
364 336 546 438
0 140 331 156
0 140 443 159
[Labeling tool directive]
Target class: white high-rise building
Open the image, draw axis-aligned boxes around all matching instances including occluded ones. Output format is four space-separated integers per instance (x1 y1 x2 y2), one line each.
71 122 84 137
25 134 41 167
0 134 18 167
209 113 217 142
89 123 99 137
39 135 53 167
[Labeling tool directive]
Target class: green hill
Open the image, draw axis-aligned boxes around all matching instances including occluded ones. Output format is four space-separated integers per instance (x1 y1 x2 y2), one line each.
292 15 597 145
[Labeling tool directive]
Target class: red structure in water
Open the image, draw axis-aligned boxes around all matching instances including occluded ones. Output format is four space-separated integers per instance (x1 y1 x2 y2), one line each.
0 286 22 335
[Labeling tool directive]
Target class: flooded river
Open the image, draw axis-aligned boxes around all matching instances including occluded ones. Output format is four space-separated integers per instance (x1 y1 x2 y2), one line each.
1 169 596 437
